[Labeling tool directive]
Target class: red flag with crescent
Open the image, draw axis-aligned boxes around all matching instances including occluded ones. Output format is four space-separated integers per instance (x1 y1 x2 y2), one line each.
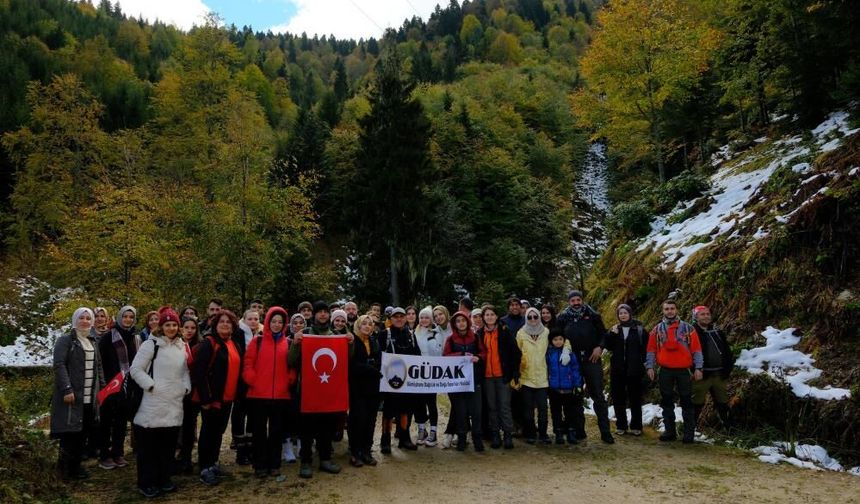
300 335 349 413
98 371 124 405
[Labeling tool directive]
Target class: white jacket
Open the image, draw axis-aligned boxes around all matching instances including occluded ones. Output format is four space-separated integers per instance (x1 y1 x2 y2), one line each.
415 325 444 357
131 336 191 428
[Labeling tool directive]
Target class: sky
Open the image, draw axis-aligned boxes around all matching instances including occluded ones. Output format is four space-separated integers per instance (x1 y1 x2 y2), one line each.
108 0 443 40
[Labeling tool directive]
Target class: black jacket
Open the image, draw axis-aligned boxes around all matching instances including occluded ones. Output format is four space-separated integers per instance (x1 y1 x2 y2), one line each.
350 334 382 397
379 326 420 356
556 305 607 353
693 323 734 378
605 320 648 377
192 332 245 406
98 325 139 382
476 325 521 383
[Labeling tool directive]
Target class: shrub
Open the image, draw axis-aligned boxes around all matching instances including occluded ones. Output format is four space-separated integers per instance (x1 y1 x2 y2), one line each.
649 170 711 214
607 200 653 237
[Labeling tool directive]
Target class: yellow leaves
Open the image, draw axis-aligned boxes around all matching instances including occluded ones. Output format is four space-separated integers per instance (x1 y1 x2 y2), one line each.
488 32 524 65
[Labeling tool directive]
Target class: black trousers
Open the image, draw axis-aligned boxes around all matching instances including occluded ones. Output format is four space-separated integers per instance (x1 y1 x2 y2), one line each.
413 393 438 425
451 385 482 438
300 412 336 463
57 404 94 477
659 368 695 437
610 372 645 431
134 425 179 489
283 396 300 440
250 399 288 471
198 403 232 469
576 356 611 436
99 394 128 458
521 386 548 439
548 389 578 432
231 398 251 438
178 396 200 463
348 393 379 456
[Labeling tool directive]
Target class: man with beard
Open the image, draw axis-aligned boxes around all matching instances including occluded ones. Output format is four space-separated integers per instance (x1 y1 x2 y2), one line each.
555 290 614 444
690 305 734 431
344 302 359 325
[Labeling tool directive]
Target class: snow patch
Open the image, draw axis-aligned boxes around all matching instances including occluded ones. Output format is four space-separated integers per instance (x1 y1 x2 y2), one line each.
735 327 851 400
571 143 610 280
753 443 846 473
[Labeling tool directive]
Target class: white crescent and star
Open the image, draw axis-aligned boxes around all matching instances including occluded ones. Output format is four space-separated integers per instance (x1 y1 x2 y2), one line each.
311 347 338 383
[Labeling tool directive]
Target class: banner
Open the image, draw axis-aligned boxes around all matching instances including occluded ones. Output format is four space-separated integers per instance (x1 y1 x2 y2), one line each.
379 353 474 393
300 335 349 413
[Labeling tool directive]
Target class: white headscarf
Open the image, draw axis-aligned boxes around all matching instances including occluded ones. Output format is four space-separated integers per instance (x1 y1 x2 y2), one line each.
523 307 545 336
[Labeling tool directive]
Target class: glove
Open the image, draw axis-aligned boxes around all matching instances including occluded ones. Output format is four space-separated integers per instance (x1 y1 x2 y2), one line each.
560 352 571 366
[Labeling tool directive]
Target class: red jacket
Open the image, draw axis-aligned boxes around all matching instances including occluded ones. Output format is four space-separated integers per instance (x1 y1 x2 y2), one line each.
242 307 292 400
646 319 703 370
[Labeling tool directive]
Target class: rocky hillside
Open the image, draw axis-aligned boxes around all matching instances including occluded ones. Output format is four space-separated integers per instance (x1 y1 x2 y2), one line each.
587 112 860 462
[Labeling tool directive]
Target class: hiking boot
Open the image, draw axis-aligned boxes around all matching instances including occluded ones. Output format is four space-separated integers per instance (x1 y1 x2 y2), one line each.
199 467 219 486
417 429 428 445
349 455 364 468
554 430 565 445
601 432 616 444
539 434 552 445
456 435 467 451
491 432 502 449
160 481 177 493
211 463 229 479
139 486 160 498
630 429 643 436
360 452 378 466
503 432 514 449
424 431 438 447
398 433 418 451
299 463 313 479
113 456 129 468
566 429 577 444
615 428 627 436
319 460 341 474
98 458 117 470
473 437 485 452
380 432 392 455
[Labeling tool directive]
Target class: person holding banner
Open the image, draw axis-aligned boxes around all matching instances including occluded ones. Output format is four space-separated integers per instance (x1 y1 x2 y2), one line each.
379 307 421 453
476 305 520 450
243 306 293 479
51 308 105 481
348 314 382 467
443 311 487 452
130 308 190 498
289 301 352 478
414 306 443 447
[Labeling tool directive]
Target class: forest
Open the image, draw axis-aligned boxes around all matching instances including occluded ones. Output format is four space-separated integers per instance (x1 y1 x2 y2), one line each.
0 0 858 312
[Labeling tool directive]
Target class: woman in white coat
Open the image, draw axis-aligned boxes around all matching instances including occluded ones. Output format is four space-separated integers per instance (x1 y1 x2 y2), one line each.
130 308 191 498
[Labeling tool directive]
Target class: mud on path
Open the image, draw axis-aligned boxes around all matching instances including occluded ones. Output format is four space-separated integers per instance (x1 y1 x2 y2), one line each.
68 411 859 504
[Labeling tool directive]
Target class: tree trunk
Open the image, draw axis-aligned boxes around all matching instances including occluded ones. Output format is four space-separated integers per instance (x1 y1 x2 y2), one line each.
389 243 400 306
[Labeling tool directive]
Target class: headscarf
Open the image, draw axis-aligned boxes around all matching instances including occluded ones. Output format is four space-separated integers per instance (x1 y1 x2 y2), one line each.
432 305 450 330
523 307 545 337
115 305 137 328
72 307 94 337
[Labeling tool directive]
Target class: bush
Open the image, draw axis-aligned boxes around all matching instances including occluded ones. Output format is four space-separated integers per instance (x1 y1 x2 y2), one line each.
607 200 653 237
649 170 711 214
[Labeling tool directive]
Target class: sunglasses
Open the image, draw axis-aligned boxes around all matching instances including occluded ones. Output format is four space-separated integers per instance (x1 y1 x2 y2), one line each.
527 315 539 320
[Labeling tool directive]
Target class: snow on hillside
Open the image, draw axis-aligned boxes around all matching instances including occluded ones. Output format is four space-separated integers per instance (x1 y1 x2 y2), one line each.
736 326 851 400
571 143 610 278
638 112 859 271
0 277 75 367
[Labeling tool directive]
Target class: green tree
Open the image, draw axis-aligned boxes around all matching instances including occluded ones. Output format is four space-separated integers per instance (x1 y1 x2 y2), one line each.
573 0 720 181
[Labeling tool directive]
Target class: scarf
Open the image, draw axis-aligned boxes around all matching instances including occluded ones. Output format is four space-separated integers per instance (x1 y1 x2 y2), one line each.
111 327 137 373
523 307 545 337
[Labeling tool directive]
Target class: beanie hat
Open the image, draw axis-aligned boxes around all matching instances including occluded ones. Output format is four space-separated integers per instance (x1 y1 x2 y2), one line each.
616 304 633 317
159 308 180 326
419 306 433 319
331 309 347 323
312 300 329 314
470 308 482 317
297 301 313 312
384 306 394 316
115 305 137 326
568 290 584 300
692 305 709 321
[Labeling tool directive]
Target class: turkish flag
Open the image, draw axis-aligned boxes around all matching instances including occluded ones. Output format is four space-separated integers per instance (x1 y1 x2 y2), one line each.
300 335 349 413
98 371 124 405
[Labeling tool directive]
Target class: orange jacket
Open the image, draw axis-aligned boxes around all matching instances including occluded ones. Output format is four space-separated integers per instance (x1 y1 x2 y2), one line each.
646 319 703 370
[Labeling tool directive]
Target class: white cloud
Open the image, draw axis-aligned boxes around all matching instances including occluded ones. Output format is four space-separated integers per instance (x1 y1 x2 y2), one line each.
108 0 211 31
270 0 442 40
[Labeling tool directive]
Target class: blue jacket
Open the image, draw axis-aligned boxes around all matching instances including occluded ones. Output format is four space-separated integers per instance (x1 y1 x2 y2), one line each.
546 346 583 390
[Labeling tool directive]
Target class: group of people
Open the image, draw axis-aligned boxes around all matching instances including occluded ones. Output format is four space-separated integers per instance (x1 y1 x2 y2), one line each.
50 291 734 498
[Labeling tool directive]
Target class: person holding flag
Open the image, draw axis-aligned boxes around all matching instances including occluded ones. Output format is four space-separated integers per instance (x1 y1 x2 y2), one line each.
289 301 353 479
348 314 382 467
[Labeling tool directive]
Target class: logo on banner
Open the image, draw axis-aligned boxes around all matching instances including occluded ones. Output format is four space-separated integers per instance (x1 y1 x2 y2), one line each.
384 357 407 389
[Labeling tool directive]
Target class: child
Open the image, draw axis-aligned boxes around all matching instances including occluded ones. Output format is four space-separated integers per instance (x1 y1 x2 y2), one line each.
546 328 583 444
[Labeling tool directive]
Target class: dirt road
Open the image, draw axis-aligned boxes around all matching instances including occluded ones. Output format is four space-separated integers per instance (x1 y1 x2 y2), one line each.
69 416 858 504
